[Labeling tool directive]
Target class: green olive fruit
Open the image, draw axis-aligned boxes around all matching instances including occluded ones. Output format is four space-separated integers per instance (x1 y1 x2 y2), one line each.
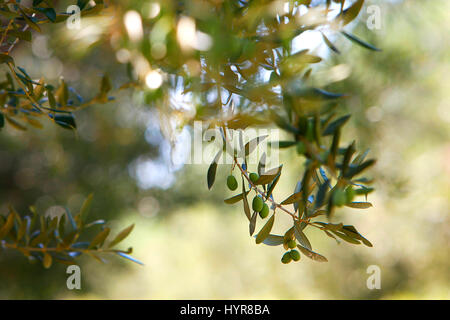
332 188 347 207
287 239 297 249
296 141 306 155
259 203 269 218
249 172 259 184
252 196 264 212
290 249 301 261
345 186 355 203
281 252 292 264
226 175 238 191
306 119 314 142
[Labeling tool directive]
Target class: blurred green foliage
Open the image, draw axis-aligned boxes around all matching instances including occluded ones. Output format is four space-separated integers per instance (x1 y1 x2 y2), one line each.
0 0 448 299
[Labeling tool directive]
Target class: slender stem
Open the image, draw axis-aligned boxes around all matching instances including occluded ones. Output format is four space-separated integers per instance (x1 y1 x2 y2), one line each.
2 242 127 254
6 14 33 54
222 125 321 229
6 62 45 115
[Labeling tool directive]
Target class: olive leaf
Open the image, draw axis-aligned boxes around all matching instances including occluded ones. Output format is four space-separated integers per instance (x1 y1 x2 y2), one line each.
207 150 222 190
255 214 275 244
108 224 134 248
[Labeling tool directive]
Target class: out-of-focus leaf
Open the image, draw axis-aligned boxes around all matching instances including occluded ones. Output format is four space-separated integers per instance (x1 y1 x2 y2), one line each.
249 211 257 236
321 32 340 54
88 228 110 249
0 213 15 240
297 245 328 262
331 230 361 245
224 191 250 204
341 31 381 51
269 141 297 148
43 253 52 268
314 182 328 209
337 0 364 26
20 9 41 32
342 225 373 247
294 221 312 250
5 116 27 131
52 114 77 130
79 193 94 222
207 150 221 190
108 224 134 248
241 178 251 221
256 234 284 246
35 7 56 22
244 135 268 156
323 114 351 136
115 252 144 265
346 202 373 209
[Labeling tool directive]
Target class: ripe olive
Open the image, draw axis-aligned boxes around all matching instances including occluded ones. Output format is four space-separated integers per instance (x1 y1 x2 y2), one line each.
252 196 264 212
287 239 297 249
296 141 306 155
249 172 259 184
290 249 300 261
345 186 355 203
281 252 292 264
332 188 347 207
259 203 269 218
226 175 238 191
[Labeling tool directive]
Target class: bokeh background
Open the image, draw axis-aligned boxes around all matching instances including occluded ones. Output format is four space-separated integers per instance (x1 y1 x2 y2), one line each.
0 0 449 299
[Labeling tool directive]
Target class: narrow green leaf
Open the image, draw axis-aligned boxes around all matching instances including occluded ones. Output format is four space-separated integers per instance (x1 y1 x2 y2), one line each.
338 0 364 26
88 228 110 249
20 9 41 32
255 213 275 244
0 53 15 65
0 212 15 240
115 252 144 265
53 114 77 130
331 230 361 244
341 31 381 51
255 165 282 185
281 192 303 205
323 114 351 136
255 234 284 246
65 207 77 231
346 202 373 209
294 221 312 250
224 191 250 204
207 151 221 190
249 211 257 236
297 245 328 262
43 252 52 268
321 32 340 54
241 178 251 221
79 193 94 222
108 224 134 248
266 171 281 200
345 159 376 178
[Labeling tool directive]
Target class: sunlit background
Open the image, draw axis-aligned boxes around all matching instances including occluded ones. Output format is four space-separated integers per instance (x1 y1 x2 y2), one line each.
0 0 449 299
